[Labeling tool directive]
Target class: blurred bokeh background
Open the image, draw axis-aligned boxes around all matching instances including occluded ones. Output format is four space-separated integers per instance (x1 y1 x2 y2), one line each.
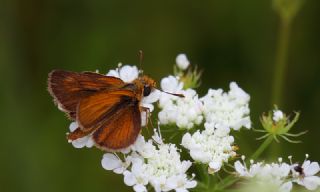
1 0 319 191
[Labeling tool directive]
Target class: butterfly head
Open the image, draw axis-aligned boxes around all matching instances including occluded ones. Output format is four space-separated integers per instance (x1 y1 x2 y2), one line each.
137 75 156 97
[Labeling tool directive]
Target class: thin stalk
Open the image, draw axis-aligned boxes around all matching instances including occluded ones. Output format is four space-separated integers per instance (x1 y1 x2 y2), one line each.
250 135 274 160
196 163 209 187
271 17 293 158
271 18 291 107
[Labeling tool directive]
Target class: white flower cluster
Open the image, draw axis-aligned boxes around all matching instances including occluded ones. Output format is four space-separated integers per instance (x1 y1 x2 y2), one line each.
181 127 236 173
234 155 320 191
102 132 197 192
158 58 252 173
158 76 203 129
201 82 251 131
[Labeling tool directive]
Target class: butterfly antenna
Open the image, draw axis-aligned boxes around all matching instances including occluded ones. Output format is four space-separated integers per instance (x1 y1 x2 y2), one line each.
156 88 185 98
138 50 144 74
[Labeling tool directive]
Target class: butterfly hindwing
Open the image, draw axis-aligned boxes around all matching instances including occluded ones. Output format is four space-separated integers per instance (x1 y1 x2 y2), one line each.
93 100 142 150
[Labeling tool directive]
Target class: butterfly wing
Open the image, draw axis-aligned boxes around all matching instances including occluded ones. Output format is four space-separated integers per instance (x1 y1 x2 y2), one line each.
48 70 125 119
68 89 141 150
76 89 136 131
93 101 141 150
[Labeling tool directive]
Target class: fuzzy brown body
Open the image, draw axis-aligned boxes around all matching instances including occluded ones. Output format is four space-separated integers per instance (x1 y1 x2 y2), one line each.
48 70 156 151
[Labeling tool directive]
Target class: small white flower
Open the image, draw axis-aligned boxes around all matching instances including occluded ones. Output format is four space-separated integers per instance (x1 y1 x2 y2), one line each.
158 78 203 129
176 54 190 70
273 110 284 122
234 160 292 191
160 75 184 94
292 160 320 190
201 82 251 131
110 131 197 192
101 153 130 174
68 122 94 148
181 127 235 172
106 65 139 83
234 160 250 177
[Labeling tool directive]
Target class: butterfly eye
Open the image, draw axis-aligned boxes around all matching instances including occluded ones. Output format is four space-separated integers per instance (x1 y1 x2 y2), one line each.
143 85 151 96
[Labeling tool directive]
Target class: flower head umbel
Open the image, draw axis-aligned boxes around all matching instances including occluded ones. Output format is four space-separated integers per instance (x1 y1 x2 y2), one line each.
258 107 306 143
102 131 197 192
182 126 236 173
234 155 320 191
234 157 292 192
201 82 251 131
158 75 203 130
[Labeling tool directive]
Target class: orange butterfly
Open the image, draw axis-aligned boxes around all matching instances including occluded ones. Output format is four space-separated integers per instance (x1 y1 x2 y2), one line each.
48 70 157 151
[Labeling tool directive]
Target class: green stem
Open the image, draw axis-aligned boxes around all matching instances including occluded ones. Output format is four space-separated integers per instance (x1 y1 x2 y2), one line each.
271 18 292 107
250 135 274 160
196 163 209 187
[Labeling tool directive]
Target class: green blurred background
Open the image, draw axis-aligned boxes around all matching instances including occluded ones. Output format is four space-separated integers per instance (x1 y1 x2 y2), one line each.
1 0 319 191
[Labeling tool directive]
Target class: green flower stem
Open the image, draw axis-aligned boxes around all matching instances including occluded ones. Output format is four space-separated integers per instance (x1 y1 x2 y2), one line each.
271 17 291 107
250 135 274 160
196 163 209 187
215 135 274 190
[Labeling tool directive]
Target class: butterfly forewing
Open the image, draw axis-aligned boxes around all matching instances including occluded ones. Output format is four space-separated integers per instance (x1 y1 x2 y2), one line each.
48 70 125 119
77 90 136 131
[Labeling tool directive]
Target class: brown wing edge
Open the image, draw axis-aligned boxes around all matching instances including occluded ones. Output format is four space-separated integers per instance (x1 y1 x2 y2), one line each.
93 101 142 152
47 70 125 119
47 70 72 116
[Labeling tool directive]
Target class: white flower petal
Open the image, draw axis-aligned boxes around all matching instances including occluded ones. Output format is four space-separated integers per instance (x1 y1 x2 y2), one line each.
304 162 320 176
69 122 78 132
124 171 137 186
101 153 122 171
142 89 160 104
133 184 147 192
119 65 139 83
301 176 320 190
234 161 248 176
106 69 120 77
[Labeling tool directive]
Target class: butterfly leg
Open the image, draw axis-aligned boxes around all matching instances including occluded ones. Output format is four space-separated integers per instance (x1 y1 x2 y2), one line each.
140 106 150 126
140 106 155 136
